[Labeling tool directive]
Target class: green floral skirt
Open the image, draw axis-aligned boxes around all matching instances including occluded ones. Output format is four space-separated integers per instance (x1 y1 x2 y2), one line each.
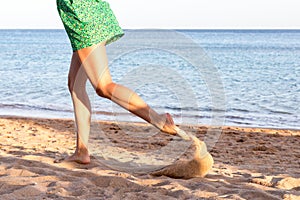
57 0 124 51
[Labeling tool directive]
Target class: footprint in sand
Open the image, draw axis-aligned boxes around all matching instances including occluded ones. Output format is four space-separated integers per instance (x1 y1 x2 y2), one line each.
151 128 214 179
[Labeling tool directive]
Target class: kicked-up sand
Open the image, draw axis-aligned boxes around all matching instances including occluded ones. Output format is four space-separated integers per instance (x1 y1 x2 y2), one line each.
0 116 299 199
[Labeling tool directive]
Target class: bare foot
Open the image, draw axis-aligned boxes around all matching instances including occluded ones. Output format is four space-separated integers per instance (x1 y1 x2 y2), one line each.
159 113 178 135
54 150 90 164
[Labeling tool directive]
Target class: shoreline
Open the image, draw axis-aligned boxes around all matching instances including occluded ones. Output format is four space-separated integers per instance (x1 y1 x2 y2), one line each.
1 114 299 132
0 115 299 199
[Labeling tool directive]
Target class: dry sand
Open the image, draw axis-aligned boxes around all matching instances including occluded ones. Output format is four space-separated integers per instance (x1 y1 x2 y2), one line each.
0 116 299 200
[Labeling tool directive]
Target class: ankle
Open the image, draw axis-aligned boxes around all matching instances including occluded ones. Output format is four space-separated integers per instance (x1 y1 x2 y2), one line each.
76 146 89 156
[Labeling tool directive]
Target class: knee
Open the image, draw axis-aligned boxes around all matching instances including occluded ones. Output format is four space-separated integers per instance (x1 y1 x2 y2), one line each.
95 82 115 99
68 75 87 94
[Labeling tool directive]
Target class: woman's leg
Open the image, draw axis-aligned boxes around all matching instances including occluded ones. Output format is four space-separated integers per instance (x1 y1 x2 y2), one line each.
77 42 178 134
65 52 91 164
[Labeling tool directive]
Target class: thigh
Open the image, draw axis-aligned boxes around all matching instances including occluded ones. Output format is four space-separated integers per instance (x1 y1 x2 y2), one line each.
76 42 113 89
69 52 88 91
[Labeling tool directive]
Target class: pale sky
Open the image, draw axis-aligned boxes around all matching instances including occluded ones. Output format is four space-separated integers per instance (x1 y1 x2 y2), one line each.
0 0 299 29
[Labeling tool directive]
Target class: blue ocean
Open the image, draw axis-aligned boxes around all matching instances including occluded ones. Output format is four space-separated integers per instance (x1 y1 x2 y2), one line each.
0 29 299 129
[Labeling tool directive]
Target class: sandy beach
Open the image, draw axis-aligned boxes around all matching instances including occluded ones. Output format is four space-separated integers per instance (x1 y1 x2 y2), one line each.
0 116 299 200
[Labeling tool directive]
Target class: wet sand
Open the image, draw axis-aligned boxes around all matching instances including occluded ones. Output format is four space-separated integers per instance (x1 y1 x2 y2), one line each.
0 116 299 199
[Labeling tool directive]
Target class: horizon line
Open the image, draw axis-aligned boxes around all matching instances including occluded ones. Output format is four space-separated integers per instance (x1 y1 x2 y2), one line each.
1 28 300 31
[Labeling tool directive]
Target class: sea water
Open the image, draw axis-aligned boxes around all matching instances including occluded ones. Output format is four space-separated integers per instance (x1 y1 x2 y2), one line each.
0 29 299 129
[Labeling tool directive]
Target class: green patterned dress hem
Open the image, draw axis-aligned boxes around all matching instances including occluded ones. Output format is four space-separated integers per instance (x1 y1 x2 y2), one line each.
71 32 124 51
